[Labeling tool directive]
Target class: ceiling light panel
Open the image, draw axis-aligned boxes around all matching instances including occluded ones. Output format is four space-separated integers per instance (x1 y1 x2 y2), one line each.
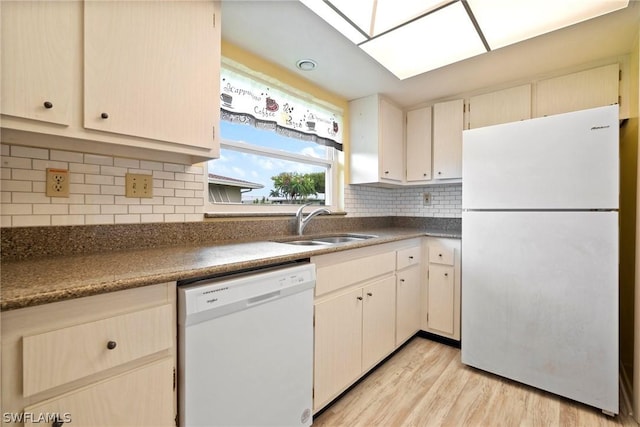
329 0 375 35
299 0 368 43
373 0 452 36
360 1 486 79
467 0 630 50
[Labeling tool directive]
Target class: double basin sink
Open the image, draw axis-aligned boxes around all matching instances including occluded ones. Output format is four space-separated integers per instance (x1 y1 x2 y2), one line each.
280 233 378 246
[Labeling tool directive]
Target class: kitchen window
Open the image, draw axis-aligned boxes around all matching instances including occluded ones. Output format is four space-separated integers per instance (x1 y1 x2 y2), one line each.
207 62 344 213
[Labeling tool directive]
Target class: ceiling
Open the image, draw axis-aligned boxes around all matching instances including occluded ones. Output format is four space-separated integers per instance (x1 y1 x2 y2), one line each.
221 0 640 109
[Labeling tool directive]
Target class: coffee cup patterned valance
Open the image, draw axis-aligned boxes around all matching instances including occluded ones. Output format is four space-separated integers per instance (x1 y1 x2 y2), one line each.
220 66 343 151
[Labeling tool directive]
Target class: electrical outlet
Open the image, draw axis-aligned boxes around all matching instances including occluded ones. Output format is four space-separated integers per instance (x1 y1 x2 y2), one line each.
46 168 69 197
125 173 153 198
423 192 431 206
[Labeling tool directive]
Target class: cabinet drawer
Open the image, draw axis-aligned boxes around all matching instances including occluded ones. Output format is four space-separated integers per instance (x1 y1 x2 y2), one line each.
428 244 454 265
316 251 396 296
396 246 421 270
23 304 173 397
24 357 174 427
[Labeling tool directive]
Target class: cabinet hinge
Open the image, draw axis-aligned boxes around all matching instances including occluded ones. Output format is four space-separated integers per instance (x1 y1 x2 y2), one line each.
427 313 429 322
619 69 622 81
212 125 216 141
312 388 314 399
173 368 176 391
213 12 216 28
175 414 178 427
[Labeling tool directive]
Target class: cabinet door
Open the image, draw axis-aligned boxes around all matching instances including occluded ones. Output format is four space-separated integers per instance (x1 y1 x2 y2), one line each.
396 266 422 346
84 1 219 151
1 1 79 125
535 64 619 118
406 107 432 182
433 99 463 179
469 85 531 129
24 358 174 427
314 288 363 410
427 264 455 335
379 98 404 182
362 276 396 371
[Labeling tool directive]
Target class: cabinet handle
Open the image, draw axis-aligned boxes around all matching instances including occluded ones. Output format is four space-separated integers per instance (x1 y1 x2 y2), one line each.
106 340 117 350
101 112 109 119
423 173 427 177
437 171 442 175
409 256 414 260
357 296 363 301
43 101 53 109
367 292 373 296
438 253 442 257
400 279 405 283
384 171 389 174
444 273 449 277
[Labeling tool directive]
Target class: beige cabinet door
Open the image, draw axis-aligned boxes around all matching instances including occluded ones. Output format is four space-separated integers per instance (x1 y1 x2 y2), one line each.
379 98 404 182
396 266 422 346
535 63 619 118
313 288 363 411
1 1 79 125
84 0 219 151
427 264 455 335
469 84 531 129
362 275 396 371
24 358 174 427
406 107 432 182
433 99 463 180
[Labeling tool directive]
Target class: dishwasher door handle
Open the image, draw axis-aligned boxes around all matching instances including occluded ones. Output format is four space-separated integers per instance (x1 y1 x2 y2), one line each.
247 290 281 306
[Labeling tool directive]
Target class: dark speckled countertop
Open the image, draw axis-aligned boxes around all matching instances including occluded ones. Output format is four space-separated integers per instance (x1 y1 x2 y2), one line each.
1 224 460 311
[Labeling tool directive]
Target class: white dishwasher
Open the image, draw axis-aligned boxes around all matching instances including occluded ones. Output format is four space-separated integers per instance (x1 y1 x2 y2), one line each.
177 262 315 427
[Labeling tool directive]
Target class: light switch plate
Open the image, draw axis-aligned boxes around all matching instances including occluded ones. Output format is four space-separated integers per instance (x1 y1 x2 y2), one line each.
46 168 70 197
125 173 153 198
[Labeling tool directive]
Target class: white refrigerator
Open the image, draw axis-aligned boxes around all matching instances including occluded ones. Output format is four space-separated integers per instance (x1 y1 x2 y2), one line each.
461 105 619 414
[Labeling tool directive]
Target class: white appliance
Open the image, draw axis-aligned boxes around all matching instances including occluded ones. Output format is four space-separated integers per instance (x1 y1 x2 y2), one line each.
178 262 315 427
461 105 619 414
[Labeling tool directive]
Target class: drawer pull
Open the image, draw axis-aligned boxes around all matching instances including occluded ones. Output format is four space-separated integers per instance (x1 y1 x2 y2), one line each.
43 101 53 109
101 112 109 119
438 254 443 257
357 296 363 301
400 279 405 283
409 256 414 260
444 273 449 277
367 292 373 297
106 340 117 350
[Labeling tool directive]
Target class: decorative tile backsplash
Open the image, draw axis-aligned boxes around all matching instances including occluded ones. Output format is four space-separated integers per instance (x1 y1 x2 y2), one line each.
345 183 462 218
0 144 205 227
1 143 462 227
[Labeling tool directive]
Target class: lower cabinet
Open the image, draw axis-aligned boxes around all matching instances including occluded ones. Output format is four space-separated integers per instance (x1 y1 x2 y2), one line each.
423 238 461 341
313 275 396 412
1 282 176 427
312 239 423 413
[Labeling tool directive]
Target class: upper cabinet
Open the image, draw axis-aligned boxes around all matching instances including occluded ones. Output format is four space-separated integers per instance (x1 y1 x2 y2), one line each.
432 99 464 180
349 94 404 185
468 84 531 129
535 64 619 118
1 1 78 126
1 0 220 164
405 107 432 183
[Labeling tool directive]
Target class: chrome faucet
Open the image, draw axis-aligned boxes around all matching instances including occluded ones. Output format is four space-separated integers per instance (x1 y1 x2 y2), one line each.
295 202 331 235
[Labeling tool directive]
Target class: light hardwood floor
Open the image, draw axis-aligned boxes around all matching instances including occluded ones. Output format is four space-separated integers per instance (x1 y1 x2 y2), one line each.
312 337 638 427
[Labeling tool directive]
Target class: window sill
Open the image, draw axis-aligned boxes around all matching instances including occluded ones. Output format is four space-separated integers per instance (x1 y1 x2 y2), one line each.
204 211 347 219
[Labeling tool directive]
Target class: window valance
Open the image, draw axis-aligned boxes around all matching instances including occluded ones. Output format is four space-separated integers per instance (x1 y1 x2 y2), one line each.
220 66 343 151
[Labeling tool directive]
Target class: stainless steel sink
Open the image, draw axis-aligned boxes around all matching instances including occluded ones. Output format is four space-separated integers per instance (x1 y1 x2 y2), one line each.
280 233 378 246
